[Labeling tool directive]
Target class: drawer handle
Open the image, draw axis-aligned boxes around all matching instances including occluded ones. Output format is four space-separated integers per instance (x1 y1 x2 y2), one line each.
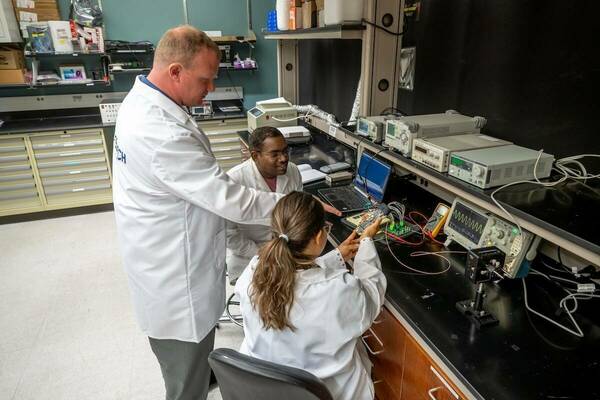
361 328 384 355
430 366 459 399
428 387 441 399
373 308 385 324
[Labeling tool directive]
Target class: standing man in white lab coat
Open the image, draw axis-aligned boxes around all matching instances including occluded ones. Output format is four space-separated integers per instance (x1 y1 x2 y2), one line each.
112 26 282 400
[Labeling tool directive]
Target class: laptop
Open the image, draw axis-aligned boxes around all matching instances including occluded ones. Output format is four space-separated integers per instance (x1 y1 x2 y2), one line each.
318 153 392 213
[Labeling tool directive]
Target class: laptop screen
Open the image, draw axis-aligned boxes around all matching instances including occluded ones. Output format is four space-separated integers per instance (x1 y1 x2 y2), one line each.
353 153 392 202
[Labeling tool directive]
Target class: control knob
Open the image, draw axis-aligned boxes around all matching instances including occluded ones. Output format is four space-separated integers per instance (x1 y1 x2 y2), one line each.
472 165 485 178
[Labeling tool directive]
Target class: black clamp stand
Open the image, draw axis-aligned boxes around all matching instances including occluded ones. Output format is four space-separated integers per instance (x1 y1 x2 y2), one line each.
456 247 505 329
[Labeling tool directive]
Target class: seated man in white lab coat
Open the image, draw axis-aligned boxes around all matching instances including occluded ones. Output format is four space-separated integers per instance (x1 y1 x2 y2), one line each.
226 126 302 282
226 126 341 282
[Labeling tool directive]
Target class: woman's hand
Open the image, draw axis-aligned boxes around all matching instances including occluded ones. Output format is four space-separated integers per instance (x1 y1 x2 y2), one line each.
361 217 382 238
337 230 360 261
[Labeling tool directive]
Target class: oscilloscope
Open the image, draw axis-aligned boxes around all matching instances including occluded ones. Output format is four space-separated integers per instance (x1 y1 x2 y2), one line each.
443 198 535 278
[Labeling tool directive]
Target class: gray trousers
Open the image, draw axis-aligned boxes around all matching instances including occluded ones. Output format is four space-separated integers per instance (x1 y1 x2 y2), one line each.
149 328 216 400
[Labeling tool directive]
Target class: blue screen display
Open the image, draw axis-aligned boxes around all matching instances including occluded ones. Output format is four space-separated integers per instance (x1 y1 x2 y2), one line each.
353 153 392 202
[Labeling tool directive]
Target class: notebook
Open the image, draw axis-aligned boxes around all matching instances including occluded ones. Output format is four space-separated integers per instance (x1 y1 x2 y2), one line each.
297 164 326 184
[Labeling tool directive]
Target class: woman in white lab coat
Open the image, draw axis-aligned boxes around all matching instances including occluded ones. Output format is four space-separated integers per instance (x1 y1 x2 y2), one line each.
235 192 386 400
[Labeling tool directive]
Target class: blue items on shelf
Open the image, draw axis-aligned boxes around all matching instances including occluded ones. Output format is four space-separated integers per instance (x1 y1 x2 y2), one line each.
266 10 278 32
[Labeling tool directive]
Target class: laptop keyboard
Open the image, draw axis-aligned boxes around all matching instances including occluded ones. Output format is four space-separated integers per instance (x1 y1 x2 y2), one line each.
320 187 372 212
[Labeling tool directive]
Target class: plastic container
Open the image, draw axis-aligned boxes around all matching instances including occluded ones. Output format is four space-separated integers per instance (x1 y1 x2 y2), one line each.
267 9 278 32
276 0 290 31
324 0 364 25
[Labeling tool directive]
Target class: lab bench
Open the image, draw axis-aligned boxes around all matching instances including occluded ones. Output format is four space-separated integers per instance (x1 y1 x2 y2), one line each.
249 129 600 399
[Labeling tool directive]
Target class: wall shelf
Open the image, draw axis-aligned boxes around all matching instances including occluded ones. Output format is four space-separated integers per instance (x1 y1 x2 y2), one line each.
0 80 111 89
219 67 257 72
211 34 256 45
263 24 365 40
24 52 106 57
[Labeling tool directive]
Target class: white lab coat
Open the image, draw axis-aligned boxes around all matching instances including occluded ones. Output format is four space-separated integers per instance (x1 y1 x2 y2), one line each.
112 76 281 343
235 238 387 400
226 158 303 282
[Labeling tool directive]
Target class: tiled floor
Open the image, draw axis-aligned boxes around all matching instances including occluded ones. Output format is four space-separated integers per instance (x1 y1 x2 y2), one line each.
0 211 243 400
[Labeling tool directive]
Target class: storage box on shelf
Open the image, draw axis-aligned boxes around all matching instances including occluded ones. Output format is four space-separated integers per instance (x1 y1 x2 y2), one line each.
0 128 112 216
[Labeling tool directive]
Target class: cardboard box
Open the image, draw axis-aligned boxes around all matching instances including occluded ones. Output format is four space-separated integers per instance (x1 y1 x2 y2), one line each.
0 47 25 70
12 0 61 22
315 0 325 11
302 1 317 29
0 69 27 84
289 6 302 30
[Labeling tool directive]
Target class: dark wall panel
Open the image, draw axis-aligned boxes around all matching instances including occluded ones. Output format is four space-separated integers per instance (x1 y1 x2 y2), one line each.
298 40 362 123
398 0 600 160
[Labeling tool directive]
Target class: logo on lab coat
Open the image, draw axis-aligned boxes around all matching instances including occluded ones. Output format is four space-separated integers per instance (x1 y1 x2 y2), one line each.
114 136 127 164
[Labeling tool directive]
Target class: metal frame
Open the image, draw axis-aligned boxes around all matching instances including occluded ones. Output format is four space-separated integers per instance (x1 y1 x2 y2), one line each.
271 0 404 118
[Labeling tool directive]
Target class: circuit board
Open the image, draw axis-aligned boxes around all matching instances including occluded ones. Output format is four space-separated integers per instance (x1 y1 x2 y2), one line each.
385 220 419 238
342 211 418 239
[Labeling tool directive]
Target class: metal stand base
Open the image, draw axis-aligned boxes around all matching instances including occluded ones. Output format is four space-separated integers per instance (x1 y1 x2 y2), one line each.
456 299 498 329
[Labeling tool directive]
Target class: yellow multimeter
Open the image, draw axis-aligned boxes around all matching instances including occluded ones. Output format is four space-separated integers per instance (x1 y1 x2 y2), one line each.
423 203 450 238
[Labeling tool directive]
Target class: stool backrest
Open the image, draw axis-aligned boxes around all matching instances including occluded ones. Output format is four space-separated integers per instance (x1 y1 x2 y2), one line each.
208 348 333 400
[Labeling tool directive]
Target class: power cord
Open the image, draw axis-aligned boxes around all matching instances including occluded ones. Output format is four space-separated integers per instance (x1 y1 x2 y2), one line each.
522 269 599 338
490 151 600 244
362 18 406 36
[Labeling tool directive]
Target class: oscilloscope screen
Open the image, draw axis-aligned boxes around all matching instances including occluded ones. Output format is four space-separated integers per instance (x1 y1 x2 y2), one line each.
447 202 487 244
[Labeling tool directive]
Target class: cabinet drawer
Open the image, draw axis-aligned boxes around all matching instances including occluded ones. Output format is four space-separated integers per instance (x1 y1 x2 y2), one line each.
39 165 109 178
211 141 241 151
401 335 464 400
43 181 112 205
218 158 242 171
213 149 242 159
0 171 34 182
0 160 32 172
36 157 107 169
206 130 242 140
0 181 36 191
31 137 103 150
209 136 241 146
29 132 102 147
43 172 111 187
0 192 41 211
198 119 246 134
0 187 38 201
34 147 105 160
363 307 407 399
0 138 26 153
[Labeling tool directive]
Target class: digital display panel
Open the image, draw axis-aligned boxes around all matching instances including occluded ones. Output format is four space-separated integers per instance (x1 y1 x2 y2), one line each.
387 123 396 137
450 156 471 171
415 145 428 154
447 201 488 244
358 120 369 134
249 107 263 117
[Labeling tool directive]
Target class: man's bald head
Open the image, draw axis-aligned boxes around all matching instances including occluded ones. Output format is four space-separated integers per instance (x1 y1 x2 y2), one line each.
153 25 220 69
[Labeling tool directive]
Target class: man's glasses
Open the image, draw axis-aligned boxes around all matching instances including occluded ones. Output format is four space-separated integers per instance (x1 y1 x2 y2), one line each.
257 147 291 159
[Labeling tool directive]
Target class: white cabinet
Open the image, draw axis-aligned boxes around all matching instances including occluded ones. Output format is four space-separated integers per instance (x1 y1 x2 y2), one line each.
198 118 246 172
0 0 21 43
0 129 112 217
